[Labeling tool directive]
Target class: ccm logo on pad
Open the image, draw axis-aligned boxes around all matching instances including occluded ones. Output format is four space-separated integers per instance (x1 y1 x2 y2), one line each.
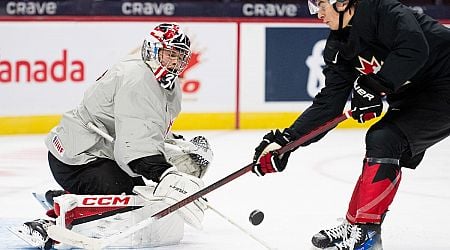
82 196 131 206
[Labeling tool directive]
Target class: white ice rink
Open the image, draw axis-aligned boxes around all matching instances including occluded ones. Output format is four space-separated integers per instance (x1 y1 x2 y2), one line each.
1 129 450 249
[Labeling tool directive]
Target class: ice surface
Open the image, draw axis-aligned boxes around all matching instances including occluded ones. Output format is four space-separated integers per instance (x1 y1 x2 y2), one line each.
1 130 450 249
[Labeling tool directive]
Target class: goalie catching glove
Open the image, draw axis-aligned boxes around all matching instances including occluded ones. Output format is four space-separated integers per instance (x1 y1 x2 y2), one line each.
252 128 299 176
164 135 213 178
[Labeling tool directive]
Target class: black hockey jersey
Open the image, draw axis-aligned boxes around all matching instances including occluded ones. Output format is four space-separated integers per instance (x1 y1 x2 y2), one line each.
289 0 450 145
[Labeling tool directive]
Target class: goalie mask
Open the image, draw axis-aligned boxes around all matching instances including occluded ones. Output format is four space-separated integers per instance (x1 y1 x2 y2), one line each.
142 23 191 91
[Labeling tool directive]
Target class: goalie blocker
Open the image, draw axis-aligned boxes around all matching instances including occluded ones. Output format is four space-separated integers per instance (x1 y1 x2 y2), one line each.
13 136 213 250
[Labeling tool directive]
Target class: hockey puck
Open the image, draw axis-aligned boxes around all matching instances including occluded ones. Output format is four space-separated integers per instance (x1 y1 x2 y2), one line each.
249 209 264 225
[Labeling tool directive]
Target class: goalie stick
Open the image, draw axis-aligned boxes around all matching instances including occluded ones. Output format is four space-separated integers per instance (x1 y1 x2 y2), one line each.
47 110 353 249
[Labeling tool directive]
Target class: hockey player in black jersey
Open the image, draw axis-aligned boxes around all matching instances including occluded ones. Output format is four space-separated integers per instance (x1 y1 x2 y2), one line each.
253 0 450 249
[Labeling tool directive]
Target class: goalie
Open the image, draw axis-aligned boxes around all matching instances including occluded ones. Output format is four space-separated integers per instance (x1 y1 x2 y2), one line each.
12 22 215 249
15 136 213 249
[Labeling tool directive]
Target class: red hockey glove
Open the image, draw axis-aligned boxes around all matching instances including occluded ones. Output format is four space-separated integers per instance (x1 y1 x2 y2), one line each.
351 74 386 123
253 150 292 176
252 128 298 176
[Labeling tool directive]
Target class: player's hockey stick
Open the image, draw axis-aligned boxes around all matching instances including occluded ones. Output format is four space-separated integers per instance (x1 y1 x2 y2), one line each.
153 110 352 219
47 110 352 249
206 203 273 250
277 110 352 155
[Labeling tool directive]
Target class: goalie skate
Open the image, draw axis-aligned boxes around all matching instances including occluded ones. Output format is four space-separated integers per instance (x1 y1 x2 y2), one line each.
32 192 53 211
33 190 67 211
8 219 55 250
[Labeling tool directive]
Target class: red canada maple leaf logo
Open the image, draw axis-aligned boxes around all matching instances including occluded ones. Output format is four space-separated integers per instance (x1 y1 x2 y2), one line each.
356 56 383 75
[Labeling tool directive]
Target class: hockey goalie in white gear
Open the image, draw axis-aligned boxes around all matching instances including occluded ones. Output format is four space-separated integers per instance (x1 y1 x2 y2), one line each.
11 135 213 249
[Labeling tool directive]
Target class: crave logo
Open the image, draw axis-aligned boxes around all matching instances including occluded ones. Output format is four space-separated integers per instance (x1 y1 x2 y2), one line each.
0 49 85 83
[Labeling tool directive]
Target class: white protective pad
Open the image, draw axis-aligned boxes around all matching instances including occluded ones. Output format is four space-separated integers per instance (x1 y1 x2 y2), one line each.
153 167 207 230
52 192 185 249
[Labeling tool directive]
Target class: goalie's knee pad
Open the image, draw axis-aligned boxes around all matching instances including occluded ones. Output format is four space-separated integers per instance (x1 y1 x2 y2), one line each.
153 167 206 229
53 194 79 227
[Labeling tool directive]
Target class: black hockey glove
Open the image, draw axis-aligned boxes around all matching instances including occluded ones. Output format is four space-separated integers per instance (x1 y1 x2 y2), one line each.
351 74 388 123
252 128 299 176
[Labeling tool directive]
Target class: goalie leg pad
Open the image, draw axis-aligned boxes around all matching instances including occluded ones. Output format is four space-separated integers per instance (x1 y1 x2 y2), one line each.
153 167 206 229
69 200 185 248
51 191 184 248
346 158 401 224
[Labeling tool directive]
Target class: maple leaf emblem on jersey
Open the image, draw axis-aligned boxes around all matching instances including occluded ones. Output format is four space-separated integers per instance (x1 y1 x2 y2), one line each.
356 56 383 75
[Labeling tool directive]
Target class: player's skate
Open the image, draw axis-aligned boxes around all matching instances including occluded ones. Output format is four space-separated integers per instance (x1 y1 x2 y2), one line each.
312 219 353 248
10 219 55 250
45 189 66 206
324 224 382 250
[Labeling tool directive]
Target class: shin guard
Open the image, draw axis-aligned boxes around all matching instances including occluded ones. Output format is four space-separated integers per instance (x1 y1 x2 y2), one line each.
346 158 401 224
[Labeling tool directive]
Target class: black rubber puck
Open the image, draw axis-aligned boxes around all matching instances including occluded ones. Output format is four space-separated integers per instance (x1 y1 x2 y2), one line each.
249 209 264 225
